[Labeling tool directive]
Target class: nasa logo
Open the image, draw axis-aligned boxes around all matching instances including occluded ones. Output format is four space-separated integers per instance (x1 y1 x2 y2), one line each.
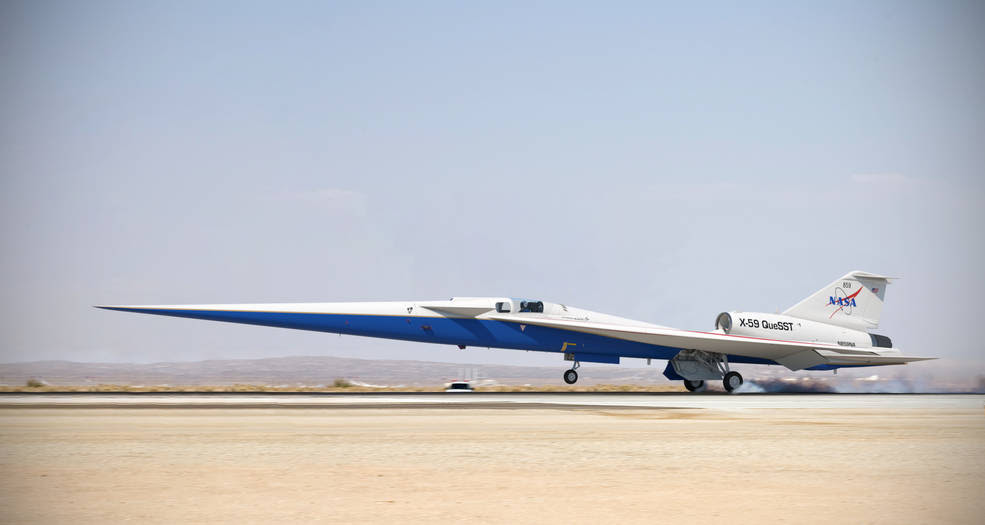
827 285 863 318
828 296 857 307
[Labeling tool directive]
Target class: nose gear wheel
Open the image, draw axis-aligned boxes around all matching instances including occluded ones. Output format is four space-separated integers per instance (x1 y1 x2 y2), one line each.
562 361 581 384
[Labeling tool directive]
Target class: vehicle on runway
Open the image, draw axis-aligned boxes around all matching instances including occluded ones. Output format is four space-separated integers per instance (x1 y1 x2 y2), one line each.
444 381 475 392
99 271 933 392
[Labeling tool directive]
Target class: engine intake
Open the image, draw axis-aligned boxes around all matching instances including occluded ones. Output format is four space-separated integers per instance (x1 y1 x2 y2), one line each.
715 312 733 333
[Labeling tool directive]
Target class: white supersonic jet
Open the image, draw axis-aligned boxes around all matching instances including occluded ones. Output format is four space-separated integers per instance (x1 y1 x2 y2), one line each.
99 271 933 392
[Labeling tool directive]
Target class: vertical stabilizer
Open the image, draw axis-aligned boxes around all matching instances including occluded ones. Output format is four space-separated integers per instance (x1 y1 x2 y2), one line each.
782 271 893 330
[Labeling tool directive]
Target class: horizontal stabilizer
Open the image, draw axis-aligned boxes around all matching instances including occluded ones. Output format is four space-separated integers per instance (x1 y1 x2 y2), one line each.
814 349 935 366
776 348 935 371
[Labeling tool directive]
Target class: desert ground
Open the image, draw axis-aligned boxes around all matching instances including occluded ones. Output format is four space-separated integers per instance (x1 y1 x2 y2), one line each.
1 394 982 524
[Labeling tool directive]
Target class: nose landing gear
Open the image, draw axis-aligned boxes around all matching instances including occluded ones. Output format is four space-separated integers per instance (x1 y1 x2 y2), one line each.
563 361 581 384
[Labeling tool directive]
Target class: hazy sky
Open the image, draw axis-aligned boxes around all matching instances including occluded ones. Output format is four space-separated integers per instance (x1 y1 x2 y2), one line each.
1 2 983 376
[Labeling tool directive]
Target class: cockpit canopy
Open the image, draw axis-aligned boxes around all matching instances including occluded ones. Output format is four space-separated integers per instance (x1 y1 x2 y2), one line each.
519 300 544 313
495 299 544 314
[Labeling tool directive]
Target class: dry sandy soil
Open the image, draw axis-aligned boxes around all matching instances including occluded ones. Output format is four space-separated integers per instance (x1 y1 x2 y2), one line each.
1 399 983 524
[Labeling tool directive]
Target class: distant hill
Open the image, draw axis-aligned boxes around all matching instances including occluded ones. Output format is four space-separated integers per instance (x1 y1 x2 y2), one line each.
0 355 671 387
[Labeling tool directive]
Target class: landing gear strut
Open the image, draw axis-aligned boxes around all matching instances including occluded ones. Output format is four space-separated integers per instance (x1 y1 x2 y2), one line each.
563 361 580 384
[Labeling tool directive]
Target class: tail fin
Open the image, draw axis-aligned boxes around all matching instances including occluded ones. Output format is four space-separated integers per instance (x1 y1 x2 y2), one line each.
782 271 893 330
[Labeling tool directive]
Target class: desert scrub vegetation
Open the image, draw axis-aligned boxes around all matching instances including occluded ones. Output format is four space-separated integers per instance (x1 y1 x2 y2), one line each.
25 378 45 388
332 378 353 388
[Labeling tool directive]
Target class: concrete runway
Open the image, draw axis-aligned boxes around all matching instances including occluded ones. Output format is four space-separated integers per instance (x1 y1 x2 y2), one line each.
1 394 983 524
2 391 981 409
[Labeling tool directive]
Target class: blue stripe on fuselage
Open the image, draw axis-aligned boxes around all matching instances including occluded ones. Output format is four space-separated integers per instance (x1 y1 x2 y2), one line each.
99 307 777 365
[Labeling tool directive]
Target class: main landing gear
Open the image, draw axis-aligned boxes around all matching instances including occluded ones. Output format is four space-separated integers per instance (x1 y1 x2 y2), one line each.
683 372 743 392
683 379 706 392
563 361 581 384
722 371 744 392
669 350 745 393
682 374 743 392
